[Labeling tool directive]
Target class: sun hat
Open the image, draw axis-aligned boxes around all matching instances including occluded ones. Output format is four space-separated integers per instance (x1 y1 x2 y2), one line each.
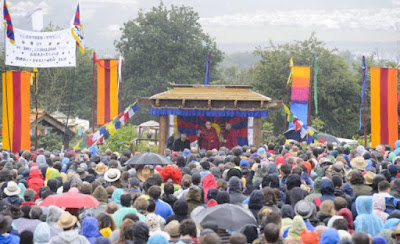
164 220 180 238
350 156 368 170
294 200 315 219
57 211 78 229
364 171 376 185
4 181 21 196
103 168 122 182
95 162 107 174
137 166 154 182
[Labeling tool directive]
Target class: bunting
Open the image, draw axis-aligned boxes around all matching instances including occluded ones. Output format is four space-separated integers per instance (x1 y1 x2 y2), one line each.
96 59 119 125
2 71 31 152
75 102 139 149
370 67 398 148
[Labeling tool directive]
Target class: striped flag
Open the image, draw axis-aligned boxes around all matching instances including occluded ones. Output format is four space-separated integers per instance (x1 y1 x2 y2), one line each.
290 66 310 127
370 67 398 148
71 1 84 54
2 71 31 152
97 59 119 125
3 0 15 44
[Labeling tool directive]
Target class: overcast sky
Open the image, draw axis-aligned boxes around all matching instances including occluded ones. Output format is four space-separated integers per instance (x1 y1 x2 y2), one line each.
5 0 400 56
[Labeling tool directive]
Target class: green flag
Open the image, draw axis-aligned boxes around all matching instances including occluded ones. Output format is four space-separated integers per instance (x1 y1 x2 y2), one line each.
313 56 319 114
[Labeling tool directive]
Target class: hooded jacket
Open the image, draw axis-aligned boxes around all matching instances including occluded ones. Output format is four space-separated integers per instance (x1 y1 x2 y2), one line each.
337 208 354 234
186 186 202 214
281 204 294 232
113 207 141 228
4 195 23 206
49 229 90 244
354 195 383 236
248 190 265 219
228 176 246 204
27 168 44 200
319 178 336 202
320 228 340 244
202 173 218 201
81 217 101 244
373 193 390 223
110 188 124 207
34 222 51 244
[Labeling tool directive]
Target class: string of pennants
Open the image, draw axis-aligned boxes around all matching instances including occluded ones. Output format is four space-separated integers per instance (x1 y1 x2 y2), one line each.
280 104 326 144
74 101 139 149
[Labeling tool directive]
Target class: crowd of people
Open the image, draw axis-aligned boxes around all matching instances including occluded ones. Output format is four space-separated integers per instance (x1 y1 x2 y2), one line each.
1 141 400 244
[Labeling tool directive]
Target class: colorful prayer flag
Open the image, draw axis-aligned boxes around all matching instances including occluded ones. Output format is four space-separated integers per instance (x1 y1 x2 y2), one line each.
71 1 84 54
370 67 398 148
3 0 15 44
2 71 31 152
204 53 211 85
97 59 119 125
290 66 310 127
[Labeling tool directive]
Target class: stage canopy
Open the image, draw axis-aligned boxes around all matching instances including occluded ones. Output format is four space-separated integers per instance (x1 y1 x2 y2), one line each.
149 85 281 153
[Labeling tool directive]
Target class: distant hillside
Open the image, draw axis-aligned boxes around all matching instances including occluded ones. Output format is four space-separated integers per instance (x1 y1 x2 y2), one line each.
219 52 261 70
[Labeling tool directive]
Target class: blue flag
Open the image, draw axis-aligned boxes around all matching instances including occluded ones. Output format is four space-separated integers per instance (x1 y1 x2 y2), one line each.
204 53 210 85
359 56 367 130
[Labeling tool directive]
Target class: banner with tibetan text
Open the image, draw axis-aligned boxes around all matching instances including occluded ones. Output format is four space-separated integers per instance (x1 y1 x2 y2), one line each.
5 28 76 68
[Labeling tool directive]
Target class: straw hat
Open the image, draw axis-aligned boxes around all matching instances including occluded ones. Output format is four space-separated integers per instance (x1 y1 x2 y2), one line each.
95 162 107 175
57 211 77 229
4 181 21 196
364 171 376 185
103 168 121 182
164 220 180 238
137 166 154 182
350 156 367 170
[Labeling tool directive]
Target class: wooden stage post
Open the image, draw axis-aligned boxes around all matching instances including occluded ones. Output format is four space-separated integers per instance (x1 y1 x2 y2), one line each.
158 115 168 155
253 117 262 147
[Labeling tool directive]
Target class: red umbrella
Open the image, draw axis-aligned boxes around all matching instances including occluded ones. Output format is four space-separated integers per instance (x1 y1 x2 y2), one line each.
40 191 99 208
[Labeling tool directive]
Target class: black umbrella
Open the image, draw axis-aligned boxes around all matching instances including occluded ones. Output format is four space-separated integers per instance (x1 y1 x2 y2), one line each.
125 152 172 165
191 204 257 231
319 133 340 144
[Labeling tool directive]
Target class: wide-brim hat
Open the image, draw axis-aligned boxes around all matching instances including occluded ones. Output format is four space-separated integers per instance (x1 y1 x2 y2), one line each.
95 162 107 175
137 167 154 182
103 168 122 182
57 211 77 229
4 181 21 196
294 200 315 219
351 156 367 170
0 214 12 234
364 171 376 185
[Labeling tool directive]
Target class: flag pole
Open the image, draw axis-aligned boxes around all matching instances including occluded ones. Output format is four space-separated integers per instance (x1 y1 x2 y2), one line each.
284 58 291 132
92 52 96 133
3 20 11 152
34 70 38 150
63 48 77 149
362 56 367 147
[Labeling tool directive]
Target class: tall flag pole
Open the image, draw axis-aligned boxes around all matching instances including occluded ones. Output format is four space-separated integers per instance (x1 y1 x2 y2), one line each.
313 56 319 114
92 52 97 132
118 53 124 113
359 56 367 130
307 58 314 126
71 1 84 54
204 53 211 85
3 0 14 44
284 58 294 132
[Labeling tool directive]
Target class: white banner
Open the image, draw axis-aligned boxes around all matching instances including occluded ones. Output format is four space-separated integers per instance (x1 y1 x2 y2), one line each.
5 28 76 68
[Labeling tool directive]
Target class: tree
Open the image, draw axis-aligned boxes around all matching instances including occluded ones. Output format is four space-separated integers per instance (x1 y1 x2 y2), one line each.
251 33 360 138
115 3 223 106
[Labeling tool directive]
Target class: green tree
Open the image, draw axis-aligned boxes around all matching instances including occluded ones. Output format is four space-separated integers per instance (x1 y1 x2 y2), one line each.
250 33 360 138
115 3 223 105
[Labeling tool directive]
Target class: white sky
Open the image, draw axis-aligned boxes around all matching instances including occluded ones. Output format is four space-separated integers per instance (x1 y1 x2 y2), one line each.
5 0 400 55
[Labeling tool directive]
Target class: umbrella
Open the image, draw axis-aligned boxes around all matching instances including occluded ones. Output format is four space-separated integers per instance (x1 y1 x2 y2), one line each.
125 152 172 165
319 133 340 144
39 191 99 208
191 204 257 231
283 128 304 142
